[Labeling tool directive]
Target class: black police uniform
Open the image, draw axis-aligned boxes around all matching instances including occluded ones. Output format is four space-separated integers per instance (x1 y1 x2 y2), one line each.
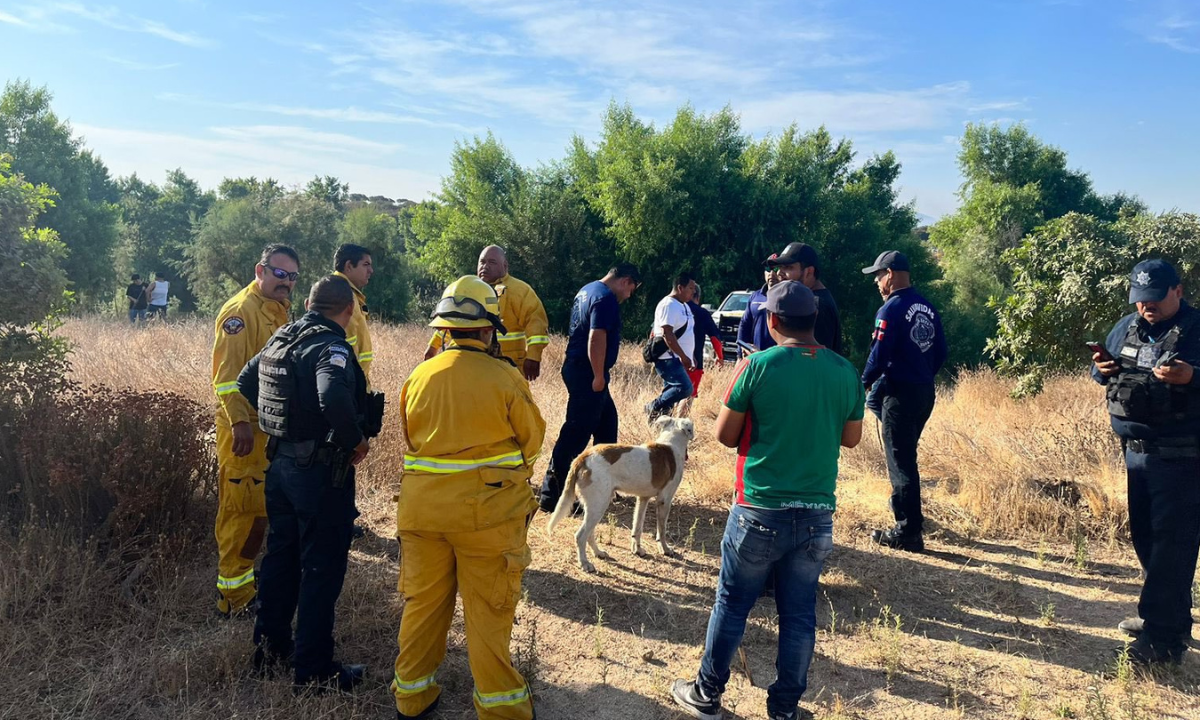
1094 300 1200 661
237 310 367 686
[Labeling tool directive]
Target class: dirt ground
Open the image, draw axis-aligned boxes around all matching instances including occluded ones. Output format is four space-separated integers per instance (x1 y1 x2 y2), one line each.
11 317 1197 720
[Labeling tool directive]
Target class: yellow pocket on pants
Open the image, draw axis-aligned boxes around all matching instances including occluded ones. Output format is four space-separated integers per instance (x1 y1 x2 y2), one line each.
219 476 266 514
489 546 530 610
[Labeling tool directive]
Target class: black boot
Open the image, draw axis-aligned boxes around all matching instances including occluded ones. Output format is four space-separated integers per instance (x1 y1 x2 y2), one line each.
295 662 367 695
252 643 292 679
870 527 924 553
397 693 441 719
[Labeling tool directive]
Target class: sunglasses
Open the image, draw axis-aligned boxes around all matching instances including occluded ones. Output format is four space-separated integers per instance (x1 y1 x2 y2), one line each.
263 263 299 282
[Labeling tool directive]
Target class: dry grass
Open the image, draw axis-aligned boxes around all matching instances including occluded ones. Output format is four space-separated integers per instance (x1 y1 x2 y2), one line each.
3 316 1196 719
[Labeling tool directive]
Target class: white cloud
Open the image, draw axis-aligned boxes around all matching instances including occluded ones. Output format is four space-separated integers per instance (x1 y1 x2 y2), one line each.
41 2 215 47
156 93 483 133
738 82 979 134
0 9 30 26
101 55 179 71
1132 5 1200 53
207 125 405 155
73 123 439 201
295 0 880 128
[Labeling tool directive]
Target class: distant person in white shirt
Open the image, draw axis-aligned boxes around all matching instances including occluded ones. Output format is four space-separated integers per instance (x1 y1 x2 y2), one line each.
645 272 698 421
146 271 170 321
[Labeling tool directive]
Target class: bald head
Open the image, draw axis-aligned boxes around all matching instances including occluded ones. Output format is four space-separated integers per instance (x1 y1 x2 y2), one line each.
478 245 509 284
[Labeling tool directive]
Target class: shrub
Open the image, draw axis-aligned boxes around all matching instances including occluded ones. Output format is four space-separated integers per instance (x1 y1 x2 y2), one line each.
0 385 215 550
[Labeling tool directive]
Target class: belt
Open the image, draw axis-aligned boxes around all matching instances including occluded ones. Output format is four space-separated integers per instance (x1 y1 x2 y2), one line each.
1126 437 1200 458
274 439 336 464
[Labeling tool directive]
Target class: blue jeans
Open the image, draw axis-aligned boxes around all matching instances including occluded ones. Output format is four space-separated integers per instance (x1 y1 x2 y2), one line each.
128 308 146 324
651 357 694 414
697 505 833 716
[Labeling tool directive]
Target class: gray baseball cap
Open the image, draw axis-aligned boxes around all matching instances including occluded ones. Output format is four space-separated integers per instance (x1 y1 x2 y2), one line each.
764 280 816 317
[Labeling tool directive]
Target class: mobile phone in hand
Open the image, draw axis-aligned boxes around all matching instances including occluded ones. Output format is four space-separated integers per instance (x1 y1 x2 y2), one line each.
1086 341 1114 363
1155 350 1180 369
737 340 758 356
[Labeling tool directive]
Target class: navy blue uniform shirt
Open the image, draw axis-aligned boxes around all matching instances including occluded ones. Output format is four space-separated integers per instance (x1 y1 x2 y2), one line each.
687 300 722 370
861 287 947 388
238 311 366 450
813 287 843 356
738 284 843 357
564 280 622 371
1091 301 1200 440
736 285 774 356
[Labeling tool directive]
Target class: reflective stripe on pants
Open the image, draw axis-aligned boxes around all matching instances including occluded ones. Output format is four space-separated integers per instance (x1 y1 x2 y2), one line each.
393 516 534 720
402 451 525 474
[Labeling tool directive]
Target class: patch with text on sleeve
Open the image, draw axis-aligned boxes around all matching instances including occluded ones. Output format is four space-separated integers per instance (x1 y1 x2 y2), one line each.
222 317 245 335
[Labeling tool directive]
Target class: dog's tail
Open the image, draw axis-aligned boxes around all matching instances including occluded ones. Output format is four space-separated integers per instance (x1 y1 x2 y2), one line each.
546 453 588 535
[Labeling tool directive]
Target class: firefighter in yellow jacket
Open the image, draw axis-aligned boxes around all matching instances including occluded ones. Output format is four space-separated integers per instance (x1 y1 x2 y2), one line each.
211 244 299 616
394 275 545 720
332 243 375 388
425 245 549 382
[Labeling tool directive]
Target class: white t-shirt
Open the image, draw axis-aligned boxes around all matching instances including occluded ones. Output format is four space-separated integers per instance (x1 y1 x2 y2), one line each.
652 296 694 362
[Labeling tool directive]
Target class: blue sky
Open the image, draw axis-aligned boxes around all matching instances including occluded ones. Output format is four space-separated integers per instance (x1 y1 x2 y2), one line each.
2 0 1197 219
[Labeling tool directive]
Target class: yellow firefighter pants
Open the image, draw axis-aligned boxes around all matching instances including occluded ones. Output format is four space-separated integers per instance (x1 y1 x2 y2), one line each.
392 516 534 720
214 424 269 614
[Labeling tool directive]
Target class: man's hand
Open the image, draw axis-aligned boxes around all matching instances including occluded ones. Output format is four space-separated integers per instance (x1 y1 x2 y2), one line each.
1154 359 1194 385
681 356 695 372
523 359 541 382
591 375 606 393
231 421 255 457
1093 352 1120 378
351 437 370 466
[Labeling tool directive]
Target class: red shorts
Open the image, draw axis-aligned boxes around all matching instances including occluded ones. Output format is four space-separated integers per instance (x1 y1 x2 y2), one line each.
687 368 704 398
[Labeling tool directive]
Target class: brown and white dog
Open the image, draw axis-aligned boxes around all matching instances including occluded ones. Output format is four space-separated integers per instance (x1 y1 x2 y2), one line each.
547 416 695 573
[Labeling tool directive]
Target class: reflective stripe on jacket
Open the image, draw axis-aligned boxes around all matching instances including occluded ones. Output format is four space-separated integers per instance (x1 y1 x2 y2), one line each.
398 338 545 532
211 281 290 477
333 270 374 389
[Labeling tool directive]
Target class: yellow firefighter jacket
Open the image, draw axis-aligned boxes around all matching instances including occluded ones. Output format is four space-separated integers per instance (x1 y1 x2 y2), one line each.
333 270 374 388
398 337 545 533
427 274 549 367
211 281 290 479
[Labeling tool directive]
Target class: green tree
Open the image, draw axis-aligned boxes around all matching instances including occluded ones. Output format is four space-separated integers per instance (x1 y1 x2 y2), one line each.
928 123 1144 363
0 157 71 403
988 212 1200 395
338 207 414 321
185 188 340 313
115 169 214 311
0 81 119 303
306 175 349 211
410 104 928 359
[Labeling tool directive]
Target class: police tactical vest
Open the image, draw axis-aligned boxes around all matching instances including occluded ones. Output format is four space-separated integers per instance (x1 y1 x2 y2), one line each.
1106 313 1200 423
258 323 341 439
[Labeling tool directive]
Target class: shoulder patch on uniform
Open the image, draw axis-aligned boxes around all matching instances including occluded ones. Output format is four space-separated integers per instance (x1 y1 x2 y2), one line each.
329 344 350 356
222 317 245 335
330 354 347 368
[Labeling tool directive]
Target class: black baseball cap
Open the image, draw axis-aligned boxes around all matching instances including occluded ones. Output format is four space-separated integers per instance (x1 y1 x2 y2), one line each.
766 242 820 270
862 250 910 274
1129 259 1181 303
760 252 779 268
764 280 816 317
